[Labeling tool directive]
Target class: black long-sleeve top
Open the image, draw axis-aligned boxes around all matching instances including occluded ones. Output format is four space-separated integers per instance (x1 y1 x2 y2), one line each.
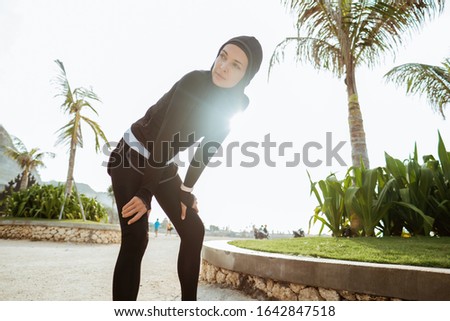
130 70 248 208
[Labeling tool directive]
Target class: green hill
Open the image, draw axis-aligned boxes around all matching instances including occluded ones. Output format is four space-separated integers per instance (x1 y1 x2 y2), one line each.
0 124 41 187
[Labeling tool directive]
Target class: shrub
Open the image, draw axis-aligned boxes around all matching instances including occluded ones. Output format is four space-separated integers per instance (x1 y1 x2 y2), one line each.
308 171 351 236
309 132 450 237
0 184 108 222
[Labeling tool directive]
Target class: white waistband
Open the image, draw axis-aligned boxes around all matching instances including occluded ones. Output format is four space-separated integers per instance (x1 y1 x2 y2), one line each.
123 128 151 159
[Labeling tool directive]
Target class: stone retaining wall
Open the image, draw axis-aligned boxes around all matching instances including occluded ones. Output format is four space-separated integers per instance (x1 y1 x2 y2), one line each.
202 240 450 301
0 220 120 244
200 260 400 301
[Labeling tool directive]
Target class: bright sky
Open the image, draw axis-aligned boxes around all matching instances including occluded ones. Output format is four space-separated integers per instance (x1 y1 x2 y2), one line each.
1 0 449 233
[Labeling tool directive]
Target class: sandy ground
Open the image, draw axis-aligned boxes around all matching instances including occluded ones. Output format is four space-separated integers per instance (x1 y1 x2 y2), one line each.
0 235 255 301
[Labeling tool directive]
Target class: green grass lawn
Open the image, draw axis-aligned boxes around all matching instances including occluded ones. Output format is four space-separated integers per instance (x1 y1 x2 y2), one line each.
230 237 450 269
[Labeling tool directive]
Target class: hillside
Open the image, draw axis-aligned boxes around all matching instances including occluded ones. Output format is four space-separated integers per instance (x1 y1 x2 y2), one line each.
0 124 41 186
46 180 113 209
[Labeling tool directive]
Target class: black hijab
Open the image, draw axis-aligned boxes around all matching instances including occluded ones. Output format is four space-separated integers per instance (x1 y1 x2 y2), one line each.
213 35 263 88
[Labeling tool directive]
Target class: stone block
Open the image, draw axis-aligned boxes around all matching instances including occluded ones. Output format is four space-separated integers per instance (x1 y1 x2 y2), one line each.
338 290 356 301
225 271 240 288
298 287 323 301
216 270 226 284
289 283 306 294
318 287 341 301
271 283 297 301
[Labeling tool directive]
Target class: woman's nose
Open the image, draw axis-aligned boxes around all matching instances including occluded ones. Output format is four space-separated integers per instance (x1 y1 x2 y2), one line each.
220 61 228 72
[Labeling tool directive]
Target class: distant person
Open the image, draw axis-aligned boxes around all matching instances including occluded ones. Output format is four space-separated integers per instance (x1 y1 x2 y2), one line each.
166 221 173 236
107 35 263 301
254 225 268 239
154 218 160 237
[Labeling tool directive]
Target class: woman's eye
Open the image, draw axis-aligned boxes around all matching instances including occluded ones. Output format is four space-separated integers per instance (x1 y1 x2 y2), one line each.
232 63 241 70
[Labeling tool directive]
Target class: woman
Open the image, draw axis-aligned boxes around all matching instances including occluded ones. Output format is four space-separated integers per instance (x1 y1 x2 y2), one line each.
107 36 263 301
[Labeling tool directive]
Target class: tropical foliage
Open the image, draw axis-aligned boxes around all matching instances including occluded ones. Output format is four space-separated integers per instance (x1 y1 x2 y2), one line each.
2 136 54 190
270 0 445 167
0 184 108 222
344 165 396 237
53 59 109 196
309 132 450 237
384 58 450 119
308 171 351 236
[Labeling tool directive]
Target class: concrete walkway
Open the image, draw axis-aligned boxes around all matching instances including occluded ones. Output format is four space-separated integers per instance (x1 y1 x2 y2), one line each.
0 236 254 301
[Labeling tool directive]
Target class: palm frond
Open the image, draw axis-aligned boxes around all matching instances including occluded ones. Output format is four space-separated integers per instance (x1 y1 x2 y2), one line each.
9 135 27 153
80 115 110 152
289 0 341 40
74 87 101 103
29 148 55 161
3 141 53 171
52 60 74 111
2 136 30 166
27 149 45 170
270 36 344 77
354 0 445 66
384 60 450 119
55 118 83 148
78 99 100 116
2 145 21 161
30 150 55 169
280 0 445 70
55 120 74 147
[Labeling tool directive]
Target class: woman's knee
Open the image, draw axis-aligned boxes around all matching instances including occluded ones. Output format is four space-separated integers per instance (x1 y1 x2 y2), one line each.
121 219 149 254
179 211 205 243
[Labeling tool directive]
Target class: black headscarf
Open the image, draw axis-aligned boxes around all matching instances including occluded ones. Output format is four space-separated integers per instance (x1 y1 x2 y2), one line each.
213 35 263 88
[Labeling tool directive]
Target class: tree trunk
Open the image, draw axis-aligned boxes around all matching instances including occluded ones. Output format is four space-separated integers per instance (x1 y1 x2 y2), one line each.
65 113 80 195
19 169 29 191
345 66 370 168
65 141 77 195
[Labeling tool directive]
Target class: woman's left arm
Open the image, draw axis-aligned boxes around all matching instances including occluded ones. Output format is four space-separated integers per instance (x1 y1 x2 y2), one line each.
178 129 228 220
183 128 229 190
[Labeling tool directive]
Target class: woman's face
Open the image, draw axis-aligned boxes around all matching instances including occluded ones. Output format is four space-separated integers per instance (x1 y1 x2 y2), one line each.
212 44 248 88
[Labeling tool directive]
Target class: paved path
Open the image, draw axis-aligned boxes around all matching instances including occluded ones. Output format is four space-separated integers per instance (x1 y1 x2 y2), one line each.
0 236 255 301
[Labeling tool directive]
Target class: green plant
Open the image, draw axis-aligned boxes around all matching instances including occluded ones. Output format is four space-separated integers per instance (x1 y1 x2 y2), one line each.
308 171 351 236
0 184 107 222
344 163 396 237
308 132 450 237
377 165 403 236
384 149 435 236
79 194 108 222
426 132 450 235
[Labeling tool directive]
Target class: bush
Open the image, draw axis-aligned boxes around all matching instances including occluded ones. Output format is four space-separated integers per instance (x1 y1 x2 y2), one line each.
0 184 108 222
310 132 450 237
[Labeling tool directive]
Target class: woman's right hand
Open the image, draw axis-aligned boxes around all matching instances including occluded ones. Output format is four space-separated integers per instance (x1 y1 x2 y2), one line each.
122 196 150 225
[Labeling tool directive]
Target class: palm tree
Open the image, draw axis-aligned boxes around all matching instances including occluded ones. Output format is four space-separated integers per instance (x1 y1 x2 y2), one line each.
270 0 445 167
3 137 54 190
53 59 110 196
384 58 450 119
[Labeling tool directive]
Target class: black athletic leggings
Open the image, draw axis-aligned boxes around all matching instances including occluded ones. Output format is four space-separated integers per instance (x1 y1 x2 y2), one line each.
108 140 205 301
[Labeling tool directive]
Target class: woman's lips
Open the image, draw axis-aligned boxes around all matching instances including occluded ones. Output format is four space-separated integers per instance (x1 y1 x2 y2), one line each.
214 71 226 80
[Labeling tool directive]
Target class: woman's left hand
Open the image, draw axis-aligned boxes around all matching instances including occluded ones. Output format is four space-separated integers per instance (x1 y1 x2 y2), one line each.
122 196 149 225
180 198 199 220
